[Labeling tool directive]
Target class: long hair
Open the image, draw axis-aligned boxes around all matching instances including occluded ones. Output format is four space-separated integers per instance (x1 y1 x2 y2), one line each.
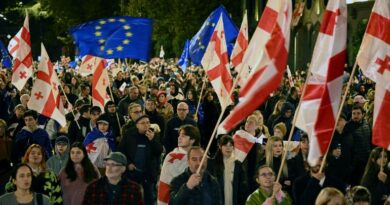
315 187 346 205
361 147 387 185
23 144 47 171
64 142 99 183
213 135 234 178
265 136 288 177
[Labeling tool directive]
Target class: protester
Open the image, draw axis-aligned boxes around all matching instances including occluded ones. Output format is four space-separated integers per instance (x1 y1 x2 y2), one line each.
345 186 371 205
47 135 70 175
0 163 50 205
11 110 52 164
68 104 91 143
157 124 200 204
208 135 248 205
83 115 115 169
156 90 174 122
169 146 222 205
82 152 143 205
361 147 390 205
6 144 63 205
118 115 162 205
59 142 100 205
315 187 346 205
117 86 143 117
245 165 292 205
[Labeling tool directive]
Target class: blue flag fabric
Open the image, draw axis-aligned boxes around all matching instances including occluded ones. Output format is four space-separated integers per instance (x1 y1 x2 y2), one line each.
189 5 238 65
178 39 190 71
70 16 153 61
0 40 12 68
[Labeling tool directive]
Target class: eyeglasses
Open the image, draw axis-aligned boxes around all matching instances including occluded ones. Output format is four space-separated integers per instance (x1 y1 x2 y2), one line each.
104 162 123 167
259 172 274 177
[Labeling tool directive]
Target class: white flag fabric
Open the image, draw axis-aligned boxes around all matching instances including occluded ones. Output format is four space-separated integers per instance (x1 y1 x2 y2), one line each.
157 148 188 205
10 13 33 91
357 0 390 149
28 43 66 127
86 138 111 168
92 58 110 112
201 14 233 109
219 0 292 133
295 0 347 166
79 55 105 77
233 130 258 162
231 11 249 86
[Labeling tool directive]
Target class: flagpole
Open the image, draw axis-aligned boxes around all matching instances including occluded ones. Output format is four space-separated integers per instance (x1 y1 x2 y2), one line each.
58 83 81 129
275 66 312 182
319 61 358 173
196 62 247 174
194 76 207 119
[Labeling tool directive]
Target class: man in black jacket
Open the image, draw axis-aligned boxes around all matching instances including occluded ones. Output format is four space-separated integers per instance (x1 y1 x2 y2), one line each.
118 115 162 205
170 146 222 205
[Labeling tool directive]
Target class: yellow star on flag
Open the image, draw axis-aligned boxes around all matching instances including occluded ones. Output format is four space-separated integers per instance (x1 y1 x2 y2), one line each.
119 18 126 22
116 46 123 51
108 18 116 22
95 26 101 30
126 32 133 37
100 46 105 51
99 39 105 44
99 20 106 25
123 25 131 30
95 31 102 36
123 39 130 44
107 49 113 55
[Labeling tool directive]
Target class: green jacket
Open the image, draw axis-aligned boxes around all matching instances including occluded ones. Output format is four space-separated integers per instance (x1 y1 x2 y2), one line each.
245 188 292 205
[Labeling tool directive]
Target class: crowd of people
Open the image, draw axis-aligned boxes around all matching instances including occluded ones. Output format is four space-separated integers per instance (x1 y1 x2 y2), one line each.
0 57 388 205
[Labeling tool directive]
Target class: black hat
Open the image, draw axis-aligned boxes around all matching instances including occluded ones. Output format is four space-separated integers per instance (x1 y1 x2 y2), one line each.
55 135 69 145
104 152 127 165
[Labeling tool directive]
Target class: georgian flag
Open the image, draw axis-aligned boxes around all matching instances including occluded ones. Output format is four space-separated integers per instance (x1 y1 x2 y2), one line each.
357 0 390 149
295 0 347 166
92 58 111 112
157 148 188 205
10 12 33 91
202 14 233 109
219 0 292 134
28 43 66 127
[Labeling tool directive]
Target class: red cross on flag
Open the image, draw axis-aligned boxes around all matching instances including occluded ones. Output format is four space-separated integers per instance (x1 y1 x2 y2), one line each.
92 58 111 112
10 12 33 91
79 55 106 77
357 0 390 150
201 14 233 109
230 11 249 86
218 0 292 134
28 43 66 127
157 148 188 205
295 0 347 166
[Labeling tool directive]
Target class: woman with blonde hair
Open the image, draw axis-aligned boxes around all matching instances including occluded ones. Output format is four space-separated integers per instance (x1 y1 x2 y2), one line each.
252 110 270 138
259 136 291 194
315 187 346 205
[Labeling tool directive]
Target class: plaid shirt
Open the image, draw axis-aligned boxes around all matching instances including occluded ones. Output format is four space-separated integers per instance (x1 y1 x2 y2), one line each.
83 176 143 205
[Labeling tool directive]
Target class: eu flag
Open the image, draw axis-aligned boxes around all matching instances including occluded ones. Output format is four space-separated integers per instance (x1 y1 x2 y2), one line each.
177 39 190 71
0 40 12 68
70 16 153 61
189 5 238 65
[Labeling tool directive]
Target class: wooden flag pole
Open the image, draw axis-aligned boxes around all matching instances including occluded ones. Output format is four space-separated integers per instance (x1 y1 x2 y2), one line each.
107 77 123 141
194 76 207 119
196 63 246 174
319 61 358 173
58 82 81 129
275 67 312 182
